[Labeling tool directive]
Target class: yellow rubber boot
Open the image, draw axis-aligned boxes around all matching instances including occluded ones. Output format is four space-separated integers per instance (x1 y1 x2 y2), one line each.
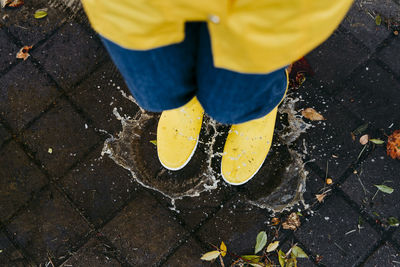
157 97 204 170
221 107 279 185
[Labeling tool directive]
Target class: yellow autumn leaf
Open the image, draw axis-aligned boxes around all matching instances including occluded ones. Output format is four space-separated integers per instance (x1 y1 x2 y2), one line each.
266 241 280 252
200 250 220 261
220 241 227 257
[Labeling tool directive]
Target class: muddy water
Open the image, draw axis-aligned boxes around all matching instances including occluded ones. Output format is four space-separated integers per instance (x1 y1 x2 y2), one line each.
102 96 312 212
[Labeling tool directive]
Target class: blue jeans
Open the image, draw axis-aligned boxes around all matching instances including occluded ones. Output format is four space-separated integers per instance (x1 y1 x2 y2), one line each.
101 22 287 124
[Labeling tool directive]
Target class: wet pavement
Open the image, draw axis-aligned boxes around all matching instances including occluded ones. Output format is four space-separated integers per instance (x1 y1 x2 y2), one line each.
1 0 400 266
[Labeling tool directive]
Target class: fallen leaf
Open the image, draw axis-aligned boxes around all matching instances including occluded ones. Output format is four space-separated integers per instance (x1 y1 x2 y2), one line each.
6 0 23 7
359 134 369 145
375 15 382 25
48 148 53 154
282 212 301 231
387 130 400 160
352 123 369 136
16 45 33 60
388 217 400 227
315 255 323 263
291 245 308 258
220 241 227 257
394 30 399 36
301 108 325 121
326 178 333 185
149 140 157 146
278 250 286 267
34 8 48 19
374 184 394 194
241 255 261 263
1 0 11 8
200 250 220 261
266 241 280 252
316 193 327 203
370 138 384 145
271 217 280 225
254 231 267 254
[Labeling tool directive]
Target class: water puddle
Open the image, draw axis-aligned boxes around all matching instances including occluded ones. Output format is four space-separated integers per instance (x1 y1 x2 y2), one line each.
101 95 312 212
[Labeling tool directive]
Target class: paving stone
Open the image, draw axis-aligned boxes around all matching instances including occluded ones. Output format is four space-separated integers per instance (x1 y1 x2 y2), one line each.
69 62 139 135
101 191 187 266
340 145 400 220
2 0 66 45
364 242 400 267
341 0 391 51
21 98 100 177
0 123 11 146
305 29 369 93
295 195 379 266
378 38 400 76
6 186 91 265
0 60 60 132
0 231 31 266
336 61 400 130
394 229 400 245
302 168 331 207
291 83 363 179
32 22 106 90
0 29 18 73
0 141 47 222
196 197 284 265
60 146 140 227
61 237 122 266
163 237 207 267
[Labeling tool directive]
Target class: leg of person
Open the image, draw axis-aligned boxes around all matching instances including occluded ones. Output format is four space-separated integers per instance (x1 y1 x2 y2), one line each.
101 23 204 170
196 23 288 185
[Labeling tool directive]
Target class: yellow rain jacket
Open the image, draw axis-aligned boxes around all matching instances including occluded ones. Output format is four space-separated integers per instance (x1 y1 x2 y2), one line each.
82 0 353 74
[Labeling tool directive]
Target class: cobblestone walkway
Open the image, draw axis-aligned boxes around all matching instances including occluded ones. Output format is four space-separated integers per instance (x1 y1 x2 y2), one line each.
1 0 400 266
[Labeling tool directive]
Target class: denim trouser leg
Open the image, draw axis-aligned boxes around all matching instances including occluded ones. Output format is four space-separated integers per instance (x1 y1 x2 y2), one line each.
100 22 287 124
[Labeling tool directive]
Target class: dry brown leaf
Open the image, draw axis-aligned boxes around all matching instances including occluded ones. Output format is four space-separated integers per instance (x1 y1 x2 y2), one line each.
1 0 11 8
316 193 327 203
301 108 325 121
7 0 23 7
16 45 32 60
271 217 280 225
282 212 301 231
359 134 369 145
387 130 400 160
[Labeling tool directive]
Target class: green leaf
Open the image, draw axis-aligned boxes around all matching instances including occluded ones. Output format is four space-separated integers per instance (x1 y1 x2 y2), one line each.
242 255 261 264
250 264 264 267
388 217 400 227
34 9 48 19
370 139 384 144
149 140 157 146
296 212 303 216
200 250 220 261
374 184 394 194
291 245 308 258
352 123 369 136
254 231 267 254
278 250 286 267
375 15 382 25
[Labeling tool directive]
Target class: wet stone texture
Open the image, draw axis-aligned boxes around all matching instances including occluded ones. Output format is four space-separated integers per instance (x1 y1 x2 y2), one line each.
0 60 60 132
291 83 364 180
305 28 369 93
336 61 400 130
100 191 188 266
0 231 30 267
0 123 11 146
378 38 400 76
62 237 122 266
340 146 400 221
60 146 141 227
295 195 379 266
6 186 91 265
163 237 207 267
1 0 66 46
69 62 139 136
21 98 100 178
0 141 47 222
32 22 106 90
341 0 391 51
363 242 400 266
0 29 18 73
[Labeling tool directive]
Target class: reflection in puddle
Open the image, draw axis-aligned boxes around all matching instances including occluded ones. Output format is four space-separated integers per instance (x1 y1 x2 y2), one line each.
102 96 312 212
